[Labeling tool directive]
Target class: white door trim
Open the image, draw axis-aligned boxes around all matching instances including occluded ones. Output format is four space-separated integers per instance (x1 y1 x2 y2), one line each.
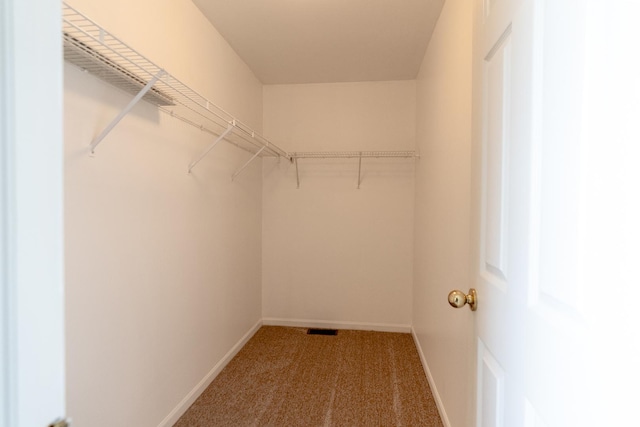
1 0 65 425
1 0 16 423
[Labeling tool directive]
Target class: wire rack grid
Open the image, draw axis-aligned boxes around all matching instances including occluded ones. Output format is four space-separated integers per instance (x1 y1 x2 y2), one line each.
63 2 421 171
62 2 288 159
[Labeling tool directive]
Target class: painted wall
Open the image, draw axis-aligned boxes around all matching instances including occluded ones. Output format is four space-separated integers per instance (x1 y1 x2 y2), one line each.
64 0 264 426
412 0 475 425
262 81 416 330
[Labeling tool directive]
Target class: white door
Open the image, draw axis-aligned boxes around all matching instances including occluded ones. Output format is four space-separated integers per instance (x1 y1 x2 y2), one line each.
473 0 640 426
1 0 66 426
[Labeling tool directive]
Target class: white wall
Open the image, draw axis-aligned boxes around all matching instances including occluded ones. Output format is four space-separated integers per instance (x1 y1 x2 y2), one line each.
412 0 475 426
262 81 416 330
64 0 264 425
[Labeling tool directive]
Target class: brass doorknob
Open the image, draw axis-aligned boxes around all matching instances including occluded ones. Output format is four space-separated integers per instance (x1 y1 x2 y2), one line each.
448 288 477 311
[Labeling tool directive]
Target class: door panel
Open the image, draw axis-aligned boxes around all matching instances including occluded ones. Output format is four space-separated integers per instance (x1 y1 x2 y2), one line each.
475 0 640 425
476 0 555 425
533 0 587 309
524 1 590 425
579 3 640 424
481 29 511 284
477 2 521 426
477 340 505 427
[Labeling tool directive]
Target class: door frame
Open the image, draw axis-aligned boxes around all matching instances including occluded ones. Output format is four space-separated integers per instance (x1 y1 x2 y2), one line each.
1 0 65 425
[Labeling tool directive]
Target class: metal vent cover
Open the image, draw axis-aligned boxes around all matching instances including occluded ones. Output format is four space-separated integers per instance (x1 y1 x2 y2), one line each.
307 328 338 336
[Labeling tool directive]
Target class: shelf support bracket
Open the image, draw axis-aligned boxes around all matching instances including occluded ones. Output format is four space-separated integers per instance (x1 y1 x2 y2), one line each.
357 152 363 189
294 157 300 189
188 123 234 173
89 69 166 153
232 146 265 181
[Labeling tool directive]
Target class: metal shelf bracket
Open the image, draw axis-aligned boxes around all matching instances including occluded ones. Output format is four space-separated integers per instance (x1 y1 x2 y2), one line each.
90 69 166 153
357 152 363 189
188 123 234 173
232 146 266 181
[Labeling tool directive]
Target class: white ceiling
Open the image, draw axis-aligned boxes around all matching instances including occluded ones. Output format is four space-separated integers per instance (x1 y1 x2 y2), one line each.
191 0 445 85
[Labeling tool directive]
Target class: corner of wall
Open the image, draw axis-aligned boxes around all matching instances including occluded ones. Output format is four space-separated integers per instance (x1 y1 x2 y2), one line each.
411 328 452 427
411 0 475 425
157 320 263 427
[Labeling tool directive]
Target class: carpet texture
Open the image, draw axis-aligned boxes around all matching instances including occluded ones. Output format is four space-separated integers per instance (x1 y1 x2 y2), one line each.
174 326 444 426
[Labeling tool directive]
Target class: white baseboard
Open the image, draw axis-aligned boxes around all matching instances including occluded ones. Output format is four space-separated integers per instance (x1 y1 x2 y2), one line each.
411 327 451 427
157 319 263 427
262 317 411 333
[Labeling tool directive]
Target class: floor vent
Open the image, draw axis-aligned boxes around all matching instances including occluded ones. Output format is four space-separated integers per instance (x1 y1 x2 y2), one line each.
307 328 338 336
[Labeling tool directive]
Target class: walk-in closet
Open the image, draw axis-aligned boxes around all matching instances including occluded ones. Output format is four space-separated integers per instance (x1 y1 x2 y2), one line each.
60 0 470 425
8 0 635 426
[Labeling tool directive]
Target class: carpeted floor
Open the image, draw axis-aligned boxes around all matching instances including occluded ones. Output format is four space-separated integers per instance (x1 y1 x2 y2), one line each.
174 326 444 426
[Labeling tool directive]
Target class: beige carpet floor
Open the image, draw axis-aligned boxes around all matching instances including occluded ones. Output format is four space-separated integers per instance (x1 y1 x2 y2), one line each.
174 326 444 426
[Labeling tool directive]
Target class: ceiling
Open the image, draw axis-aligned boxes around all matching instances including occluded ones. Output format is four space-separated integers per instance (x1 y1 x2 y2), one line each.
191 0 445 85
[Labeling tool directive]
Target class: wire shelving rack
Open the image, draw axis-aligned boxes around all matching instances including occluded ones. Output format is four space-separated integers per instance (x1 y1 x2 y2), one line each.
62 2 418 185
289 151 418 189
62 2 288 175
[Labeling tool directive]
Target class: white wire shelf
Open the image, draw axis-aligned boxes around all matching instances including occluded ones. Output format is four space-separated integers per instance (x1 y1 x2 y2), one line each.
290 151 419 159
290 150 418 189
62 2 288 169
62 2 419 185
